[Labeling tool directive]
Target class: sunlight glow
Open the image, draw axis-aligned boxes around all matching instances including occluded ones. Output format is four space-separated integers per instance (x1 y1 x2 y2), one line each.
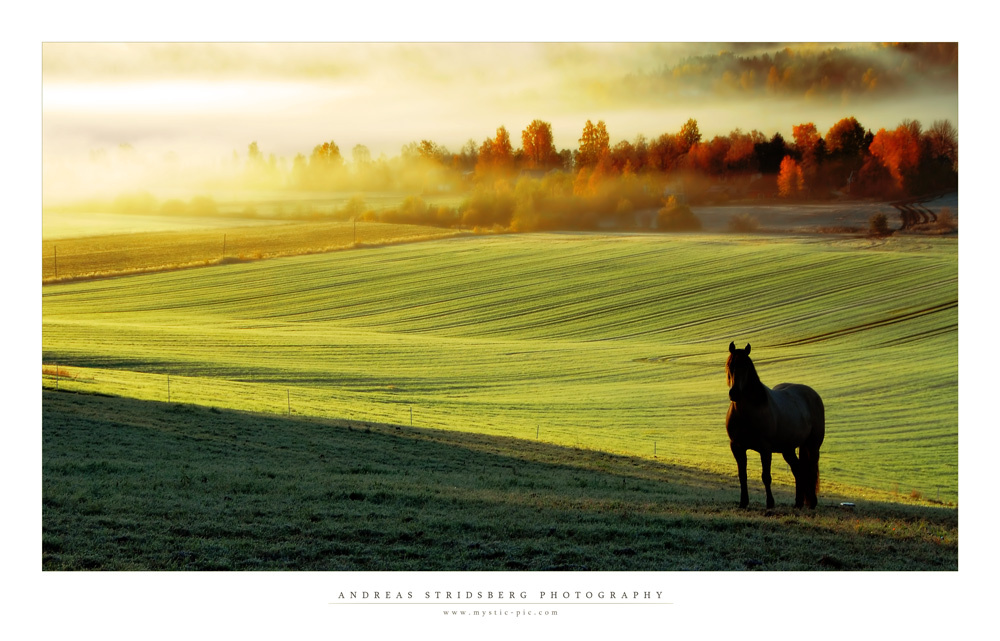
44 80 353 114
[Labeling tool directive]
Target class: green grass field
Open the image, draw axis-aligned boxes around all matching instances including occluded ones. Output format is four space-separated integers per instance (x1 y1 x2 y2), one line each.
42 232 958 504
42 390 957 570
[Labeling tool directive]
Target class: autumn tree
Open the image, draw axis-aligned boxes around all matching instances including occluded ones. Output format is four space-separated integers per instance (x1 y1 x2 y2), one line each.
686 136 730 175
822 117 871 193
647 133 682 172
417 140 450 164
631 135 649 173
476 126 514 176
244 141 266 181
521 119 559 170
609 139 638 174
724 129 763 173
457 139 479 172
777 155 805 197
311 141 344 169
678 118 702 153
244 141 284 189
305 140 343 187
352 144 371 166
792 123 823 193
869 121 923 195
825 117 868 159
792 123 821 160
576 120 610 170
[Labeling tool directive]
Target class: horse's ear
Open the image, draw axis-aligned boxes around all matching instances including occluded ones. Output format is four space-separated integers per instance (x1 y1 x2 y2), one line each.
729 342 736 353
745 343 751 355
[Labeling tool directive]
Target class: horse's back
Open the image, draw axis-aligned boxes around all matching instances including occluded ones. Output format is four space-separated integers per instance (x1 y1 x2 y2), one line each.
771 383 825 447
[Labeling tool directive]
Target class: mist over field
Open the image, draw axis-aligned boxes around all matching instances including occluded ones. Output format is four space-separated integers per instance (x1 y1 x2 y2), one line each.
42 42 958 206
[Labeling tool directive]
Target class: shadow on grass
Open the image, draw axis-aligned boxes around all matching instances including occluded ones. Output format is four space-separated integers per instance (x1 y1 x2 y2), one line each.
42 390 957 571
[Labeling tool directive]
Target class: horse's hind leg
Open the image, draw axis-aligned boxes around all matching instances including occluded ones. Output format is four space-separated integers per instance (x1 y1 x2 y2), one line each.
760 451 775 509
783 451 803 508
799 446 820 508
731 442 749 508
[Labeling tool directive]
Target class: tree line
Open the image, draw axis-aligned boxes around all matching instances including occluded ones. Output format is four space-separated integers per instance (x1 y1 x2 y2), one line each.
242 114 956 203
94 113 956 233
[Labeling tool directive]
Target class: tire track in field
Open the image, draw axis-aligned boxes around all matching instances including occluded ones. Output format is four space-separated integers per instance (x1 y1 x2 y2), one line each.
389 244 758 339
285 242 677 331
771 300 958 347
252 239 649 325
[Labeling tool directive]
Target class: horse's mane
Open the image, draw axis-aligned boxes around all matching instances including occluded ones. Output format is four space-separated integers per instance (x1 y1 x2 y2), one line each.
726 352 760 385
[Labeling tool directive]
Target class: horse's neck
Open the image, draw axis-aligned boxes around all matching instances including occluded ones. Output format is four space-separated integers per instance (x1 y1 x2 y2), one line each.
740 379 771 408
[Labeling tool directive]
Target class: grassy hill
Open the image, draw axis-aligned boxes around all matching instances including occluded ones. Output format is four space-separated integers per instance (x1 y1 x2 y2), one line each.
42 232 958 504
42 390 957 571
42 220 464 283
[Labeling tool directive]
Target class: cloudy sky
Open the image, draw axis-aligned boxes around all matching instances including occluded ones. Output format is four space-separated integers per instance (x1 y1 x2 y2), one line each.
39 38 959 203
43 42 957 157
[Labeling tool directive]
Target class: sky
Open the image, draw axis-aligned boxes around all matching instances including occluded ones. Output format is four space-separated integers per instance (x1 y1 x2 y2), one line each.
41 41 958 201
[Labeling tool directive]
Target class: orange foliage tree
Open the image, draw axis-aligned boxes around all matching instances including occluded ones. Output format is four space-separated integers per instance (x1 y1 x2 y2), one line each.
868 120 923 194
521 119 559 170
576 120 610 170
777 156 804 197
792 123 822 193
678 118 702 153
476 126 515 176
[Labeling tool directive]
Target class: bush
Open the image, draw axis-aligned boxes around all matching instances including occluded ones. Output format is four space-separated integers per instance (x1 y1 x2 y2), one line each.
160 199 188 216
188 196 219 216
935 207 957 232
113 191 158 215
658 197 702 231
869 213 891 237
340 195 368 220
728 213 760 233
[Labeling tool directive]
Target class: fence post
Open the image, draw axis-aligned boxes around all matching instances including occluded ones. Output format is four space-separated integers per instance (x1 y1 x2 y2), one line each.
287 389 291 416
167 375 171 403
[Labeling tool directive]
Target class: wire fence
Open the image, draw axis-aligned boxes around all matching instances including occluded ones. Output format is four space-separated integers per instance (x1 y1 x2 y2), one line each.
42 221 464 282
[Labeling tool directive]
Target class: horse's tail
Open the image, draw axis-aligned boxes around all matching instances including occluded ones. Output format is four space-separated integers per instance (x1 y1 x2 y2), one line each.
801 446 820 489
810 389 825 502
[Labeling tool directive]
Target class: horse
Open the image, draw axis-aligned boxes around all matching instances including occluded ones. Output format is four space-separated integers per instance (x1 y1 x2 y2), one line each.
725 342 825 509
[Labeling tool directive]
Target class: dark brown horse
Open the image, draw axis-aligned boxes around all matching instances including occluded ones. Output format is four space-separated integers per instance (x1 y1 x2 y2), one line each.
725 342 825 508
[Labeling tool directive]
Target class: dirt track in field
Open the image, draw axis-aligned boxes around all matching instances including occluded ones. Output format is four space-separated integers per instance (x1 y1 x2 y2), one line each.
691 193 958 233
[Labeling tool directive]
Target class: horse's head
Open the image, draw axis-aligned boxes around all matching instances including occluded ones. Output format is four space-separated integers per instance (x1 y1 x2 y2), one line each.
726 341 757 402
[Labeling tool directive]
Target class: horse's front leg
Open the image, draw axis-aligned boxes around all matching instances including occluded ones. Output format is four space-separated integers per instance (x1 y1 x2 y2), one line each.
731 442 749 508
760 451 774 509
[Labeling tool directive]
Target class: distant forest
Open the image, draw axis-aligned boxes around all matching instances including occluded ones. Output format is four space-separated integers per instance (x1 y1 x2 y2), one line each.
100 114 958 233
